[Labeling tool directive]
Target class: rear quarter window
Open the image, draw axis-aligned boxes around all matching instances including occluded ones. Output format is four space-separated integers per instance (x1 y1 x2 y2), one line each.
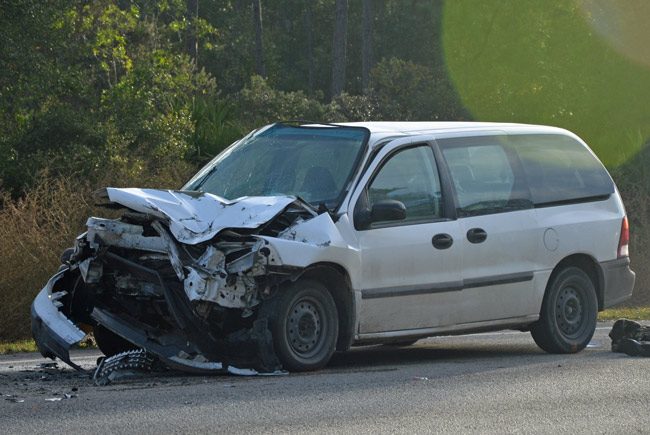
509 134 614 206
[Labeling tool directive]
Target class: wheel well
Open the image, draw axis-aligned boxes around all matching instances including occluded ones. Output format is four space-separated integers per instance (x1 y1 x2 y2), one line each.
298 263 355 352
551 254 604 310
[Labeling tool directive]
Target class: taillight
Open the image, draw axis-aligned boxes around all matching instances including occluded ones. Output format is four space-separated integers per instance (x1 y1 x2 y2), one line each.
618 216 629 258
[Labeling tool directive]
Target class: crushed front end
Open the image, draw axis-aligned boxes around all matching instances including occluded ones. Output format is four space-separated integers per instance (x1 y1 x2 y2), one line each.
31 188 318 374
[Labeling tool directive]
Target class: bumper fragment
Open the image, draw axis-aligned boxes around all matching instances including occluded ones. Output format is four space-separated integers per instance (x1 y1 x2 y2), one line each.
30 268 86 370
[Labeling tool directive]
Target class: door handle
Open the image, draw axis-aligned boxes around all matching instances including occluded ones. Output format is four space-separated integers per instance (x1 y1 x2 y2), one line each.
467 228 487 244
432 233 453 250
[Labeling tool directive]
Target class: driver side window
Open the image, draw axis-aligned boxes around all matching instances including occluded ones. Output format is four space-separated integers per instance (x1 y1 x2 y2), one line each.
368 145 443 224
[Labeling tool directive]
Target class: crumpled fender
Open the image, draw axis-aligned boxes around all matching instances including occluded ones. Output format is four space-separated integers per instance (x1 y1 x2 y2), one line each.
259 213 361 288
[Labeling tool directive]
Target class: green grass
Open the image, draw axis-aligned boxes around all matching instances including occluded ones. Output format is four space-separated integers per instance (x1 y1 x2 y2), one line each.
0 338 97 355
598 306 650 321
0 339 38 355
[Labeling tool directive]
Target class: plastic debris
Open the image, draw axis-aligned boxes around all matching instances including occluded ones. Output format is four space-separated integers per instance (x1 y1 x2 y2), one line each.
5 397 25 403
610 319 650 357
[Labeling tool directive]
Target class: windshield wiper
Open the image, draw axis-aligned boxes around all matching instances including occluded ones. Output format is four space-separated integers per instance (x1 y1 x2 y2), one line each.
315 202 329 213
191 166 218 191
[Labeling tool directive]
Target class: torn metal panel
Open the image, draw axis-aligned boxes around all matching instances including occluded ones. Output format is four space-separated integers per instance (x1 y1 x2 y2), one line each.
78 257 103 283
151 221 185 280
278 211 348 247
101 188 297 244
86 217 168 253
86 217 185 280
183 245 228 304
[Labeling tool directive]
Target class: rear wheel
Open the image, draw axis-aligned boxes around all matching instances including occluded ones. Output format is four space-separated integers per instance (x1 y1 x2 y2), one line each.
531 267 597 353
269 279 338 371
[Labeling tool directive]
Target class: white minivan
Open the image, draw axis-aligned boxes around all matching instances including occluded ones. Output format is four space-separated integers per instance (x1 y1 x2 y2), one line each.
32 122 635 374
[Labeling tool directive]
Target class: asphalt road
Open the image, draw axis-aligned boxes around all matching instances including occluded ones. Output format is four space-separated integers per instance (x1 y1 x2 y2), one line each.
1 322 649 434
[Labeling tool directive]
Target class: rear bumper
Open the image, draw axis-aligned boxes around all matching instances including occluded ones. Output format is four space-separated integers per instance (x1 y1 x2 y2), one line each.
31 268 86 370
601 257 636 308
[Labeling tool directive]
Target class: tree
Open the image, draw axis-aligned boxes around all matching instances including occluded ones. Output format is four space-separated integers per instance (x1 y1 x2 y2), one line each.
252 0 266 77
330 0 348 98
303 0 315 93
186 0 199 63
361 0 374 93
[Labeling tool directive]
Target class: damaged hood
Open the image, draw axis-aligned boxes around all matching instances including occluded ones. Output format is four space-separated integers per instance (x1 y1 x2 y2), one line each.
98 188 299 244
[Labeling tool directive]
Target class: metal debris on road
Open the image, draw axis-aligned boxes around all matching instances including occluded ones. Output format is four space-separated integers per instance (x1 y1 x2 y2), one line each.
39 362 58 369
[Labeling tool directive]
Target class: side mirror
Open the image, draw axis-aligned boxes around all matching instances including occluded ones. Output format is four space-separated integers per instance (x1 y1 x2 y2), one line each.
354 198 406 230
371 200 406 223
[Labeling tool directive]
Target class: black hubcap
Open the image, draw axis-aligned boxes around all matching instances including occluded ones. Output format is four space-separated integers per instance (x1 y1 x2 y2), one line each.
556 285 584 336
287 298 323 356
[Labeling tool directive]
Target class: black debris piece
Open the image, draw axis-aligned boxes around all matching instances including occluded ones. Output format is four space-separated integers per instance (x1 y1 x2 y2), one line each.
609 319 650 357
93 349 159 386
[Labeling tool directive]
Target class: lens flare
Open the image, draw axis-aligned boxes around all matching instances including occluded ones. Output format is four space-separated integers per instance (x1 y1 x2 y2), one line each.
442 0 650 167
579 0 650 69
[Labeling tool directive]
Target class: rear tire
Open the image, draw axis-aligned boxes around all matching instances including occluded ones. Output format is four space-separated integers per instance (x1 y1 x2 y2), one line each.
269 279 338 371
531 267 597 353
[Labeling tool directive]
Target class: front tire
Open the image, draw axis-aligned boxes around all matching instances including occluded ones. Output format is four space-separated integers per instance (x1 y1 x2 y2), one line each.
94 325 137 357
269 279 338 371
531 267 598 353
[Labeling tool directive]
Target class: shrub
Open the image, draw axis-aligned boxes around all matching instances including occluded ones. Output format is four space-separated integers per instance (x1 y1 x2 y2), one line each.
325 93 381 122
0 165 195 342
0 177 92 341
370 57 466 121
101 51 216 164
234 76 326 131
191 98 243 164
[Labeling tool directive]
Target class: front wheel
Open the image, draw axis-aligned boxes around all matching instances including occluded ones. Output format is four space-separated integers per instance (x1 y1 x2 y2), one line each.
269 279 338 371
531 267 598 353
94 324 137 357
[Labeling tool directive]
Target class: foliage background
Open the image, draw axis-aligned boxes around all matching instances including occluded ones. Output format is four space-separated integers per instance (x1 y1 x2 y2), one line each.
0 0 648 340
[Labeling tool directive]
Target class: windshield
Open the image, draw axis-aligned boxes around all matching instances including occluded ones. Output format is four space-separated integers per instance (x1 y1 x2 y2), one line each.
184 124 369 209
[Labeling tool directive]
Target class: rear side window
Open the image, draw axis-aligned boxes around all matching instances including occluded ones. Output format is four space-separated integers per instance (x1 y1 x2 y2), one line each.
439 136 532 217
509 134 614 206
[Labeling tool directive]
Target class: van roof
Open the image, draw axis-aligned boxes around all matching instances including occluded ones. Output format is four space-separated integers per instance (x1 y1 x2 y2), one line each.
336 121 565 134
333 122 570 145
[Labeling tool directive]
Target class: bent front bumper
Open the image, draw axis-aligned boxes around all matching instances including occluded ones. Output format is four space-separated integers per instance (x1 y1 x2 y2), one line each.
31 268 86 370
30 262 282 375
